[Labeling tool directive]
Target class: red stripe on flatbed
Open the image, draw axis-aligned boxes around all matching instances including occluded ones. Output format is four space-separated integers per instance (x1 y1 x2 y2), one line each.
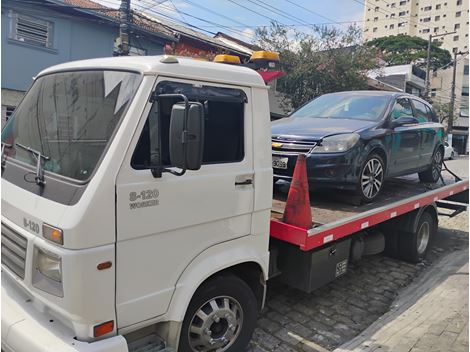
270 179 468 252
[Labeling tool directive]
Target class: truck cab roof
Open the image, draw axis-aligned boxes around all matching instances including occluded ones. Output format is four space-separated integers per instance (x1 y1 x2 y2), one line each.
37 55 267 88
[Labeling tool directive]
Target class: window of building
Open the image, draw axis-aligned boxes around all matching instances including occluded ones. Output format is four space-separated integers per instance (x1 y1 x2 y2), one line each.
391 13 396 17
399 0 406 5
423 17 431 22
390 24 395 29
462 87 469 97
455 23 461 30
434 27 439 32
457 0 462 5
398 22 406 27
456 11 461 17
399 11 406 16
374 17 379 21
391 2 396 7
435 15 440 21
375 6 380 11
373 27 378 32
453 47 458 53
422 28 430 33
424 6 432 10
431 89 437 97
2 105 15 124
453 35 459 41
132 82 246 169
436 4 441 9
464 65 469 75
9 11 54 48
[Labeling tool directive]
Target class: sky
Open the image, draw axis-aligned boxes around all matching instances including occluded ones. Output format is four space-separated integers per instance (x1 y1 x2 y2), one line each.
95 0 365 42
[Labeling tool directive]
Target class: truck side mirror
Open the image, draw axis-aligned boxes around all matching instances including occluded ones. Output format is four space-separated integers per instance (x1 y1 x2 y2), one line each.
169 102 204 171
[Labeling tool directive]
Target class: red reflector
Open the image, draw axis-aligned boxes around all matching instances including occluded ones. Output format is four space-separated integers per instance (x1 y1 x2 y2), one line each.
97 261 112 270
94 321 114 337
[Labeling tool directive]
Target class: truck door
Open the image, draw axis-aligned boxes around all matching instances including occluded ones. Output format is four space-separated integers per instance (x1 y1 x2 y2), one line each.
114 78 254 328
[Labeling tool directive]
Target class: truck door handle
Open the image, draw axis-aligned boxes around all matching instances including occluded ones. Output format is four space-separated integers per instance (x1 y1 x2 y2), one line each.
235 179 253 186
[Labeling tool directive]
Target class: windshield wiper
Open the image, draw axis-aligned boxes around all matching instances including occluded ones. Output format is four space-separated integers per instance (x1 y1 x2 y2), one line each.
1 142 12 170
15 143 50 186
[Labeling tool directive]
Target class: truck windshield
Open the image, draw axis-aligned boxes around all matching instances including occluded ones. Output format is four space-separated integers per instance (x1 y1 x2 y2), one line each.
1 70 141 181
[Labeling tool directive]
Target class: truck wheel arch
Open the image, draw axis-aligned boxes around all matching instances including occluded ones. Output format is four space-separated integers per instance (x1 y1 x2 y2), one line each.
166 240 268 324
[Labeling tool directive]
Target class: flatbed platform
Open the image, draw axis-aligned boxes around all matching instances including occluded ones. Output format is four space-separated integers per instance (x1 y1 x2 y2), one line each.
270 169 469 252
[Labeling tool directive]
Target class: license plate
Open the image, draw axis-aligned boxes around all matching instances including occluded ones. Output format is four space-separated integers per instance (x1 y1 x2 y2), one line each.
272 156 288 169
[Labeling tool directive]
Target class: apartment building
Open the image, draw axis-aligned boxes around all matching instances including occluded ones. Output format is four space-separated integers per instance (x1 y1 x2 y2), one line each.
363 0 469 153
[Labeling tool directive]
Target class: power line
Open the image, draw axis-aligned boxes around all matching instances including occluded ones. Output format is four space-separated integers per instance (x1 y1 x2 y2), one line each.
281 0 345 28
245 0 310 26
179 0 250 28
224 0 285 25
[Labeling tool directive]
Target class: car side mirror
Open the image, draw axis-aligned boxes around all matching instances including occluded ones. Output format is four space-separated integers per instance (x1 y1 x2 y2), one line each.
390 116 419 129
169 102 204 172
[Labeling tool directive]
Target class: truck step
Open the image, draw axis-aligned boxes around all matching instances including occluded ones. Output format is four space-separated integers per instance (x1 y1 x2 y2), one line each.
128 333 174 352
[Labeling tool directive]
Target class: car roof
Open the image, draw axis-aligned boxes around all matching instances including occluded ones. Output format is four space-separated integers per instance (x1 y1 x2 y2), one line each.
36 55 267 89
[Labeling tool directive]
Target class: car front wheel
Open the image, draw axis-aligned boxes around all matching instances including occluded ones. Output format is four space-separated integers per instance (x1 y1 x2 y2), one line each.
357 153 385 203
419 147 443 183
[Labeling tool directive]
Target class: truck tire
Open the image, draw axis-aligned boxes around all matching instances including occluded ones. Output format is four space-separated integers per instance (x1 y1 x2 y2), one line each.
419 147 443 183
178 274 258 352
397 211 436 263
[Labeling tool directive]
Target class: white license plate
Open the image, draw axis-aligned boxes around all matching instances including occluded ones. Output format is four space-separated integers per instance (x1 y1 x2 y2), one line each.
272 156 288 169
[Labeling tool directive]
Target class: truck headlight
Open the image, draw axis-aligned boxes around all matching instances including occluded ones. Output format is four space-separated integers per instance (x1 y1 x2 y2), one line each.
37 248 62 282
313 133 360 153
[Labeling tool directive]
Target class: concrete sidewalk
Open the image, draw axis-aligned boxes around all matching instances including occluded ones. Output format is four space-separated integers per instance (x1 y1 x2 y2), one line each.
335 248 469 352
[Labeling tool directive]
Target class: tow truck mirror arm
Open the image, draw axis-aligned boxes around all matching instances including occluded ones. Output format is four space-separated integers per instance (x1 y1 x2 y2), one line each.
150 93 204 178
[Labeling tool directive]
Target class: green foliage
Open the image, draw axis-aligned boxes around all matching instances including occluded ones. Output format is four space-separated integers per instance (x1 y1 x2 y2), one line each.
255 23 379 109
366 35 452 70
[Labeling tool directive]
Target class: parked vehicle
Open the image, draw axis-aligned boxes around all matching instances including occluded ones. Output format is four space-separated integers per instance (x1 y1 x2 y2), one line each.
272 91 445 202
1 57 467 352
444 141 456 160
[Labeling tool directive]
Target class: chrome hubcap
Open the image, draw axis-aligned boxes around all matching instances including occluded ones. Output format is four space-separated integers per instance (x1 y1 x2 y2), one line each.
361 158 383 199
417 221 430 255
188 296 243 351
432 150 443 180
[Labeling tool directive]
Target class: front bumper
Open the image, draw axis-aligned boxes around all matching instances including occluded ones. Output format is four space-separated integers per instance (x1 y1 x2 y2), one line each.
1 271 128 352
273 148 361 189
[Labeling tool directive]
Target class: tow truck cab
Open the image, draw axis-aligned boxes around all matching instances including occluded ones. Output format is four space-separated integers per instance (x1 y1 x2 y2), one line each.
1 56 272 351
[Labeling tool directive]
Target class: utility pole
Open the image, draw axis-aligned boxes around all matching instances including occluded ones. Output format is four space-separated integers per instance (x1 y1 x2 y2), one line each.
448 50 469 146
114 0 131 56
424 31 456 99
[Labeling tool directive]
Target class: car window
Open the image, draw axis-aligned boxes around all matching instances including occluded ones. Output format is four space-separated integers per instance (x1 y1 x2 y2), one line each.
412 100 432 122
425 105 437 122
390 98 413 120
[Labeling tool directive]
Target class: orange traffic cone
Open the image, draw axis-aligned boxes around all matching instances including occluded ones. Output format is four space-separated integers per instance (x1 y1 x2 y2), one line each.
282 154 313 229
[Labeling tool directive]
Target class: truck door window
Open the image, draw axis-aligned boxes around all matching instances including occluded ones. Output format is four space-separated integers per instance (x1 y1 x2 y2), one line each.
131 81 247 169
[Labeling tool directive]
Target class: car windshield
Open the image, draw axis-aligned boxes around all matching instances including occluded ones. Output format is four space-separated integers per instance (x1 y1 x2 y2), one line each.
292 94 390 121
1 70 141 181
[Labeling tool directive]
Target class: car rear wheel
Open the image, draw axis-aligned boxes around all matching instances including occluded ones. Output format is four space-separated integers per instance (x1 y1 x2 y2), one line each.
419 147 443 183
357 153 385 203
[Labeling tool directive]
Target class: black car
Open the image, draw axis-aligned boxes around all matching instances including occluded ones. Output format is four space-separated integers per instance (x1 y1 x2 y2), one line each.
272 91 445 202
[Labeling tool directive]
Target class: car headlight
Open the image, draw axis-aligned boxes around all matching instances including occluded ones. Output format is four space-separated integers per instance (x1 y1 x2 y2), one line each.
37 248 62 282
313 133 360 153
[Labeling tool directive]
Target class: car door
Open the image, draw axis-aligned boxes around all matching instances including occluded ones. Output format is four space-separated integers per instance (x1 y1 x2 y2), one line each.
388 97 421 176
411 99 438 168
114 77 254 328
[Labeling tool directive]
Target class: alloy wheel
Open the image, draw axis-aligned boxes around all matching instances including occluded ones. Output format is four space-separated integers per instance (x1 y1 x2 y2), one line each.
188 296 243 351
432 150 443 181
361 158 384 199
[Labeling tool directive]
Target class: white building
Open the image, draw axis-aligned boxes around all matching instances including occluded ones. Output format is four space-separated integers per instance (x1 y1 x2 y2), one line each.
363 0 469 153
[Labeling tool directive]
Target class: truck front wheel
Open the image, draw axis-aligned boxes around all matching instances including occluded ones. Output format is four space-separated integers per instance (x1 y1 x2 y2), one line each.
178 274 258 352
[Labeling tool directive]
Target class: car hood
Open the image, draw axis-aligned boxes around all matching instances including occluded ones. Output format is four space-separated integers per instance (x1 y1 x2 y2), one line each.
271 117 376 140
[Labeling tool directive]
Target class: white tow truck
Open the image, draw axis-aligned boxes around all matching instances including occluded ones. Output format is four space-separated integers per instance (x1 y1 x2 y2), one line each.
1 55 468 352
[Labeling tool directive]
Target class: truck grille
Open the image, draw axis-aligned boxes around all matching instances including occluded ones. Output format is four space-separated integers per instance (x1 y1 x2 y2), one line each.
272 138 317 155
1 224 27 279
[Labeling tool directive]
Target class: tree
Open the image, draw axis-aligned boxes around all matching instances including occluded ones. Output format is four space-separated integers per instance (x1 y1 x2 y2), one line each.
255 23 379 109
366 35 452 71
431 100 454 127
